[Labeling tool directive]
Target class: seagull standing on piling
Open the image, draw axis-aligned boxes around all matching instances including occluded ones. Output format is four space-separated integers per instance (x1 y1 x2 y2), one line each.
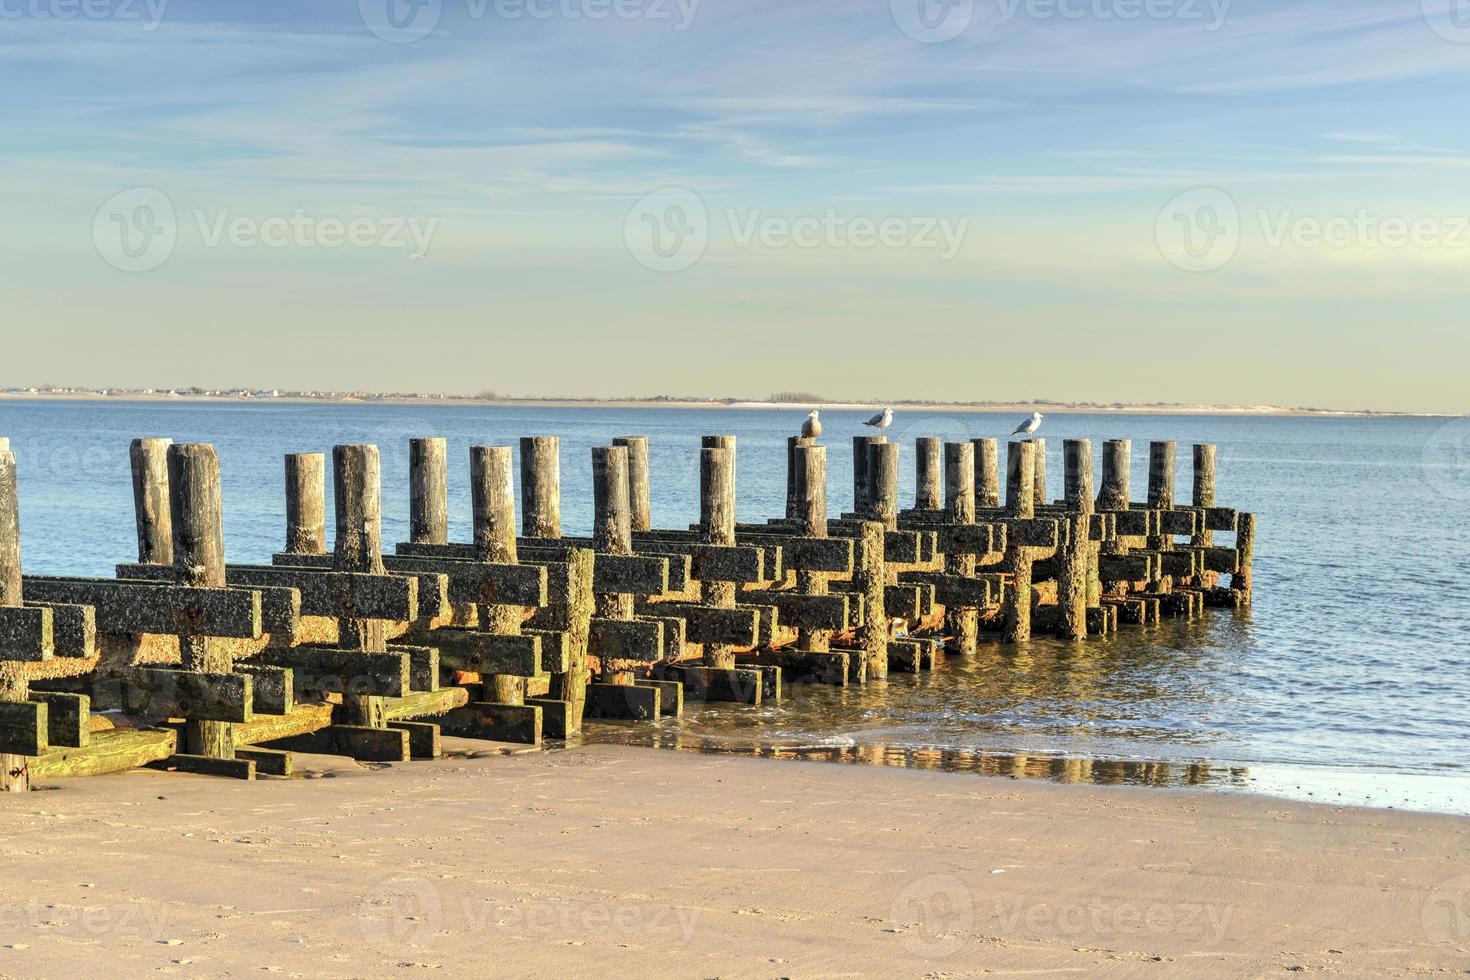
801 410 822 439
1011 412 1043 438
865 407 894 432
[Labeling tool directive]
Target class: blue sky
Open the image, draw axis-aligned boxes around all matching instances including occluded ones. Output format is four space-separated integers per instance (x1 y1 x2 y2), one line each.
3 0 1468 410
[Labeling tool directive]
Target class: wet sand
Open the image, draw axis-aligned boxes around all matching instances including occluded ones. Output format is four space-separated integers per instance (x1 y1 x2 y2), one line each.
1 743 1468 978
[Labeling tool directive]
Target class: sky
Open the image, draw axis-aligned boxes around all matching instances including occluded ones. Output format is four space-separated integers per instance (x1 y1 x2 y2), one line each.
3 0 1469 412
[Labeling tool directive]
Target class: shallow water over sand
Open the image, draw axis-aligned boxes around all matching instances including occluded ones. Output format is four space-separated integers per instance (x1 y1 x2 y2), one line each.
2 400 1467 812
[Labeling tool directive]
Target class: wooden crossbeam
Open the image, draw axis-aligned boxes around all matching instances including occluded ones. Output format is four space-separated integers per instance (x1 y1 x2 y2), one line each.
743 590 850 631
113 563 301 634
31 692 88 748
22 602 94 657
254 646 409 698
22 577 263 639
0 606 52 662
633 530 783 581
897 571 998 608
228 565 418 623
641 602 759 646
0 701 46 756
117 667 253 723
398 627 546 675
590 618 665 667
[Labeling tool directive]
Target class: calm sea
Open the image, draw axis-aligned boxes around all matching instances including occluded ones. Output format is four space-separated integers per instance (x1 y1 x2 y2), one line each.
2 400 1467 813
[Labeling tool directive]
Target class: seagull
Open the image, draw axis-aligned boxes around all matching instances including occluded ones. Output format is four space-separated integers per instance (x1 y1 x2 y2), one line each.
801 410 822 439
864 407 893 431
1011 412 1043 438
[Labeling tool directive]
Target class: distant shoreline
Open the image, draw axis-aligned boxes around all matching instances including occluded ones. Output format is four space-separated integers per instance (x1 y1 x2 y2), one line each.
0 391 1459 419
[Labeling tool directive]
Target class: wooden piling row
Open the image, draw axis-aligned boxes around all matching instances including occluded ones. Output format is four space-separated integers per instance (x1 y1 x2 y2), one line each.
0 425 1253 791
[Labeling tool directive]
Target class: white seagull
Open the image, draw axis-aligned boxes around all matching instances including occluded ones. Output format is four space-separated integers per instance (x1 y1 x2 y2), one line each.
1011 412 1043 437
801 410 822 439
864 407 894 431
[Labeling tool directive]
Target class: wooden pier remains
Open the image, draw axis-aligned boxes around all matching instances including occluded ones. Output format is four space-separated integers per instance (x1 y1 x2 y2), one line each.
0 426 1254 791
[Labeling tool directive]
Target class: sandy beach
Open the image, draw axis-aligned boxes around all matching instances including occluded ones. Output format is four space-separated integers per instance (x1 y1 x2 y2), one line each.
2 743 1467 978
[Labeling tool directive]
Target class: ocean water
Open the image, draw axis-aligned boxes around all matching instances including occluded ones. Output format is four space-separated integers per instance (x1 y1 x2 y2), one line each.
2 400 1468 813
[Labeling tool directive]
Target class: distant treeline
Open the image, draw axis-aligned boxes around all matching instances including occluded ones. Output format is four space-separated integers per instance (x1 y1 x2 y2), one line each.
769 392 826 403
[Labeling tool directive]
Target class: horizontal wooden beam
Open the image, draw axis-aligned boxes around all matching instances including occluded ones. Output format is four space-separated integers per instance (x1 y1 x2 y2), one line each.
734 650 848 686
31 692 89 748
29 726 176 779
254 647 409 698
230 565 418 623
645 603 759 647
263 724 410 762
23 577 262 639
584 683 659 721
114 564 302 635
743 591 850 631
0 701 47 755
233 664 293 715
0 605 52 662
402 628 543 676
589 618 665 666
385 555 546 607
898 571 996 608
437 702 541 745
24 601 95 658
737 533 853 574
117 667 253 723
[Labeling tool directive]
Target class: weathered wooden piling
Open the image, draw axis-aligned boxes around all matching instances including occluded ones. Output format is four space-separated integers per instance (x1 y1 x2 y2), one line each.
129 438 173 565
867 442 900 531
1 447 34 791
1097 439 1131 511
1192 444 1216 548
973 438 1001 509
700 445 740 668
915 437 943 511
1148 441 1177 511
792 444 830 655
1002 440 1038 641
944 441 978 656
1147 441 1177 553
1064 439 1095 510
520 437 561 538
284 453 326 555
1233 512 1255 602
168 443 234 759
853 435 884 514
612 436 651 532
786 436 813 519
1031 438 1048 510
854 519 888 680
1006 441 1036 519
1055 443 1093 642
409 437 449 546
1060 438 1100 634
332 444 389 726
470 446 525 704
